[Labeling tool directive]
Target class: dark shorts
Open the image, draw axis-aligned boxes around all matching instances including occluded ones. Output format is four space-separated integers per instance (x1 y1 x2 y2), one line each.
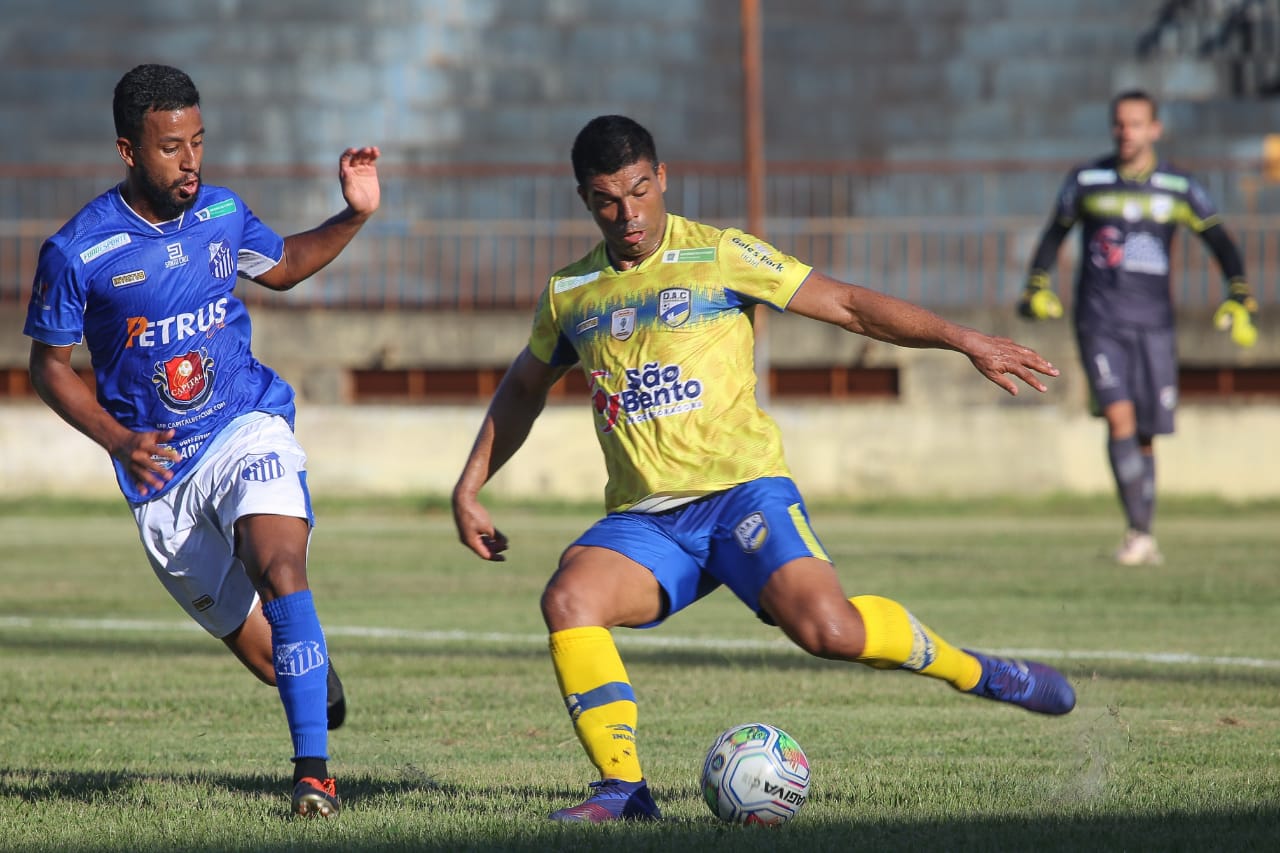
1077 325 1177 436
571 477 831 628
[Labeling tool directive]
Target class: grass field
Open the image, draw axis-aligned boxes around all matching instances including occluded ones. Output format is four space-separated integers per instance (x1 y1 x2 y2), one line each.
1 496 1277 852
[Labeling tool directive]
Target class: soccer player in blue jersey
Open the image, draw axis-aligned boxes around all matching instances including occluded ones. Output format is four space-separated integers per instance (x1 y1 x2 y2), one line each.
452 115 1077 823
24 64 380 817
1019 90 1257 566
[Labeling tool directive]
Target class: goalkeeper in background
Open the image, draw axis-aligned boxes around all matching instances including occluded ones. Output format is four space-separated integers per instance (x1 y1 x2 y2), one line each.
1019 89 1256 567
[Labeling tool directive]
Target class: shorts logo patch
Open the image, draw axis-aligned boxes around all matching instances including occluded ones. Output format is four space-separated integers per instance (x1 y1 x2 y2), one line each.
192 595 215 612
241 452 286 482
734 511 769 553
274 639 326 678
1160 385 1177 410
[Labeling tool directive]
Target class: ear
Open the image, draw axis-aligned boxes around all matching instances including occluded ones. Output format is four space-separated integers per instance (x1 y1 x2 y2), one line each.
655 161 667 193
116 136 136 168
1151 120 1164 142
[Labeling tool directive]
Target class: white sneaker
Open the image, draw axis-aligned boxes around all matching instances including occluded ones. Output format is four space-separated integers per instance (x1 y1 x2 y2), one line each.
1114 529 1163 566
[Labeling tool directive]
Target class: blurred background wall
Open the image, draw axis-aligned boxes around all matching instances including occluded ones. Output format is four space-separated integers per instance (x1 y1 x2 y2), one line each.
2 0 1278 500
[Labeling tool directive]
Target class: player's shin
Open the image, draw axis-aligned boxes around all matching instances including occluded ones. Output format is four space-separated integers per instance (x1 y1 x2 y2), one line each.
262 590 330 774
849 595 982 691
1108 435 1150 532
549 626 643 783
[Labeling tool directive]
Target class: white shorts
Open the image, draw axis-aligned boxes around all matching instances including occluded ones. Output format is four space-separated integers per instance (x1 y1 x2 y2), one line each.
132 413 314 638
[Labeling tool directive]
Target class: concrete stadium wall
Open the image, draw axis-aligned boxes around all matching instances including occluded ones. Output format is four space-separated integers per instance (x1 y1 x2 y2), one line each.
5 306 1278 501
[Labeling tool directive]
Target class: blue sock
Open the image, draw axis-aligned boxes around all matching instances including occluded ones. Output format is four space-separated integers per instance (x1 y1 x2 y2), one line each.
262 590 329 761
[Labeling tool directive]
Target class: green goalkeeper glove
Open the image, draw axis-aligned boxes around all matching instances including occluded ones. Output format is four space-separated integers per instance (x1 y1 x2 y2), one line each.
1017 271 1063 320
1212 279 1259 349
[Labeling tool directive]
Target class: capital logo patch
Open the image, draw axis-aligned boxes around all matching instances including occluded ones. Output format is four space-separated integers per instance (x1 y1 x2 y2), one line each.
152 349 215 412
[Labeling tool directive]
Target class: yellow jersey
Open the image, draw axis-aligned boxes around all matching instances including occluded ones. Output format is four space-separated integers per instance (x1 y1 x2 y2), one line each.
529 213 813 513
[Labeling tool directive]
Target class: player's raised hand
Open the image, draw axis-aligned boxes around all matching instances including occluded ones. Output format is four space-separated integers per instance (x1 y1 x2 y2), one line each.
961 331 1059 395
452 494 510 562
111 427 179 496
338 146 381 217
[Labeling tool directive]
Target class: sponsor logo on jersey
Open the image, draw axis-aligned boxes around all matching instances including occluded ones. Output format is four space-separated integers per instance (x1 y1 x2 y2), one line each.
1149 194 1174 223
164 242 190 269
1089 225 1125 270
1122 232 1169 275
733 511 768 553
661 247 716 263
152 348 215 412
731 235 786 273
111 270 147 288
207 239 235 280
79 233 131 264
591 361 705 433
195 198 237 221
658 288 691 327
274 640 326 678
241 451 286 482
575 316 600 335
125 298 229 348
611 307 636 341
1122 199 1143 222
1078 168 1116 186
554 270 601 293
1150 172 1188 193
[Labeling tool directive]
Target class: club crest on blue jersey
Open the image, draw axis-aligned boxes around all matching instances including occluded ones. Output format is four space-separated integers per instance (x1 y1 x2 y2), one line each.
734 511 769 553
152 348 215 412
207 239 236 280
658 288 691 327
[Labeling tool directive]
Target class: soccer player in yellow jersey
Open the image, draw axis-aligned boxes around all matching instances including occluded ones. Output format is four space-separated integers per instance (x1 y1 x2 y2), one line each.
452 115 1076 822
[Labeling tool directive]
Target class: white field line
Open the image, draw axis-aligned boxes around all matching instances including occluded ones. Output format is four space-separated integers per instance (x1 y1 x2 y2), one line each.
0 616 1278 670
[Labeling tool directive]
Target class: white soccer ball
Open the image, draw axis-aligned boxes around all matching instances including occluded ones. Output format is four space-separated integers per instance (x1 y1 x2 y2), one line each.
700 722 811 825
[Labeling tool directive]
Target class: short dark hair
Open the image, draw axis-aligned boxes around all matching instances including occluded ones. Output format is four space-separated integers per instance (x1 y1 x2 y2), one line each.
1110 89 1158 120
571 115 659 186
113 64 201 142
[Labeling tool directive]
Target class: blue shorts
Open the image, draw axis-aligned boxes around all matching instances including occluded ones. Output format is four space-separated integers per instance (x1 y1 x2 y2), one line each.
571 477 830 627
1077 326 1177 436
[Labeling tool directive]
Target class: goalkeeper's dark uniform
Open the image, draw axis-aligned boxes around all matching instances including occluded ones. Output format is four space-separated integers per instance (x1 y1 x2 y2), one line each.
1025 154 1248 436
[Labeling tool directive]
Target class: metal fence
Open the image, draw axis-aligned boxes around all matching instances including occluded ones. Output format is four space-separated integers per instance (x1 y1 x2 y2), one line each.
3 160 1277 310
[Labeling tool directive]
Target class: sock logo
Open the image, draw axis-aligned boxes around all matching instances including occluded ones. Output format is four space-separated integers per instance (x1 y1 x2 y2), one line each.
902 613 937 671
275 640 326 678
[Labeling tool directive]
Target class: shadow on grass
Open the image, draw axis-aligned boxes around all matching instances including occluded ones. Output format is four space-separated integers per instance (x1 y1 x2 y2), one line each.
0 767 1276 852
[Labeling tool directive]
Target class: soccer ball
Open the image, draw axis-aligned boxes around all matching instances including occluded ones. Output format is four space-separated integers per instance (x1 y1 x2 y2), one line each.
700 722 810 825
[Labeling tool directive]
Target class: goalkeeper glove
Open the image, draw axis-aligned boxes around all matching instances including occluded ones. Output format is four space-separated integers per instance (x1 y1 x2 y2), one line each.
1212 279 1259 349
1017 270 1063 320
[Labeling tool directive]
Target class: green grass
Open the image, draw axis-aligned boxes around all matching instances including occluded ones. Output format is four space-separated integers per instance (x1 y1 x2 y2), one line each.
1 498 1278 852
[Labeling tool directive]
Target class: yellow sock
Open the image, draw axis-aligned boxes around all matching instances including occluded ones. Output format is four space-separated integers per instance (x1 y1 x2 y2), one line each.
549 626 643 783
850 595 982 691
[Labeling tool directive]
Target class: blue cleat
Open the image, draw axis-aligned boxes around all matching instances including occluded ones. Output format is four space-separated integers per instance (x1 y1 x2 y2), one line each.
549 779 663 822
963 650 1076 715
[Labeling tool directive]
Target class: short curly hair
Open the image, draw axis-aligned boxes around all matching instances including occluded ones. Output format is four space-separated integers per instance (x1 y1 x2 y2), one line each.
112 64 200 142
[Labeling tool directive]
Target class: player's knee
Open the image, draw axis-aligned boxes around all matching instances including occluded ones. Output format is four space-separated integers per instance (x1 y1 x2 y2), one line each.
777 605 865 660
254 555 309 600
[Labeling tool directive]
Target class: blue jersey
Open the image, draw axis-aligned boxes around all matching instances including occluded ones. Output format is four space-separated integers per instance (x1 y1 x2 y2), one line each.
24 184 294 504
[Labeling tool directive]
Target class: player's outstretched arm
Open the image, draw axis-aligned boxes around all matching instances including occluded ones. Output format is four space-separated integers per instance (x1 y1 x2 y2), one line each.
452 347 571 560
787 270 1059 396
29 341 179 496
255 146 382 291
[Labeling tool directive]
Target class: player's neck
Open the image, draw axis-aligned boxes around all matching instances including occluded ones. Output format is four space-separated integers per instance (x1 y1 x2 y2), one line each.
1117 149 1157 181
